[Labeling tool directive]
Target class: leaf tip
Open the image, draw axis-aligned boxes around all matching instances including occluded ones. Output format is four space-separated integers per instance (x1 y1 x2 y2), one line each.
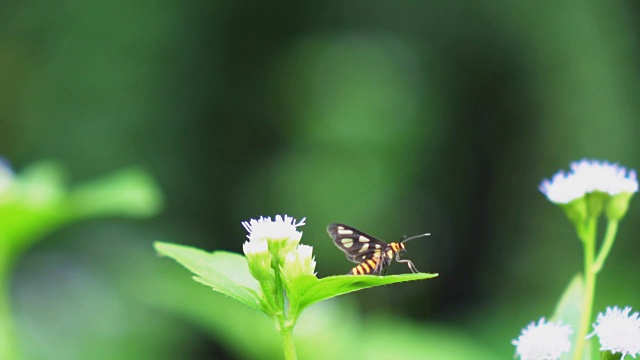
153 241 173 256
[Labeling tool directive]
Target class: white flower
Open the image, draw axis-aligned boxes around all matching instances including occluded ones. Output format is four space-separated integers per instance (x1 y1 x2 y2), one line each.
589 306 640 358
283 244 317 279
570 160 638 195
243 238 273 281
539 170 586 204
540 159 638 204
241 214 306 280
512 318 572 360
242 215 305 250
243 238 269 256
241 215 310 294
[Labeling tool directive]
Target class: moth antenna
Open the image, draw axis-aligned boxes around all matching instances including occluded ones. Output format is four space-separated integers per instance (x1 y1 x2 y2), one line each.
401 232 431 243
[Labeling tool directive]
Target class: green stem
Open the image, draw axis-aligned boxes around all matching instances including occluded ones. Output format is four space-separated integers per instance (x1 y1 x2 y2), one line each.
574 219 597 360
279 325 297 360
273 258 286 320
272 255 297 360
592 220 619 274
0 245 18 360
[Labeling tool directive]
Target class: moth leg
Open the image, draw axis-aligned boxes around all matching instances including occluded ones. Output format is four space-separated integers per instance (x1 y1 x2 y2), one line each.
378 254 391 276
380 263 389 276
371 256 384 276
395 253 419 273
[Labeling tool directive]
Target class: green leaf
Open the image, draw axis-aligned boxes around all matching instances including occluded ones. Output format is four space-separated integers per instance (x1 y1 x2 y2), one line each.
68 167 163 218
552 274 585 325
154 242 264 312
294 272 438 312
552 273 587 360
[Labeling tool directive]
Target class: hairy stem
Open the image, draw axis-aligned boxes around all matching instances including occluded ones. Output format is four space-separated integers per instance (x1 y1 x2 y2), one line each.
280 324 297 360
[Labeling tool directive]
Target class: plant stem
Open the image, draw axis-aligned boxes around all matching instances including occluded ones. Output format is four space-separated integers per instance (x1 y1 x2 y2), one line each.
0 245 18 360
279 324 297 360
592 220 619 274
272 255 297 360
273 262 285 319
574 219 597 360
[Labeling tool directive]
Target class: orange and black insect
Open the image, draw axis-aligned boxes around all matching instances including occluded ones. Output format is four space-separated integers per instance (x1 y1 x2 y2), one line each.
327 224 430 276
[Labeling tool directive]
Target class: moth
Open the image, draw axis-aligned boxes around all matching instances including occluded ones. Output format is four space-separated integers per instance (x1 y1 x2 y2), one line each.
327 224 430 275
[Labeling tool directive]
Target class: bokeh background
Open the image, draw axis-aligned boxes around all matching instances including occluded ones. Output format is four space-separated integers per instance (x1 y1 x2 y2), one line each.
2 1 640 359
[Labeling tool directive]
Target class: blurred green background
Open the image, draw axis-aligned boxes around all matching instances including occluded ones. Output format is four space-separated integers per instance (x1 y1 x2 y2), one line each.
2 1 640 359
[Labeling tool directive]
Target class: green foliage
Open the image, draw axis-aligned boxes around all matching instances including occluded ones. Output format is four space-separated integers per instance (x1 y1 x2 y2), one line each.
140 267 499 360
154 241 437 318
0 160 163 360
145 242 494 360
293 272 437 313
155 239 438 359
153 243 262 311
0 161 162 257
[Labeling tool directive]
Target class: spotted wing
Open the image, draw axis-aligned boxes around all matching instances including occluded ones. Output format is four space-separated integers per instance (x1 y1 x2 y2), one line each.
327 224 387 264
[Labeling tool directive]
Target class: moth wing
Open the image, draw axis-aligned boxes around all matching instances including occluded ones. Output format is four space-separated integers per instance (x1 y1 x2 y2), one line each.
327 224 387 264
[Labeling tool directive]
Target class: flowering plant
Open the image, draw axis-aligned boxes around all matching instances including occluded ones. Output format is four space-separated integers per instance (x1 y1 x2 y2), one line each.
155 215 437 360
513 159 639 360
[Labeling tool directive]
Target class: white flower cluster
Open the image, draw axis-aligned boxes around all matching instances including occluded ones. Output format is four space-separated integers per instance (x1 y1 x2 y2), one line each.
540 159 638 204
241 214 315 283
514 307 640 359
589 306 640 359
512 318 572 360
